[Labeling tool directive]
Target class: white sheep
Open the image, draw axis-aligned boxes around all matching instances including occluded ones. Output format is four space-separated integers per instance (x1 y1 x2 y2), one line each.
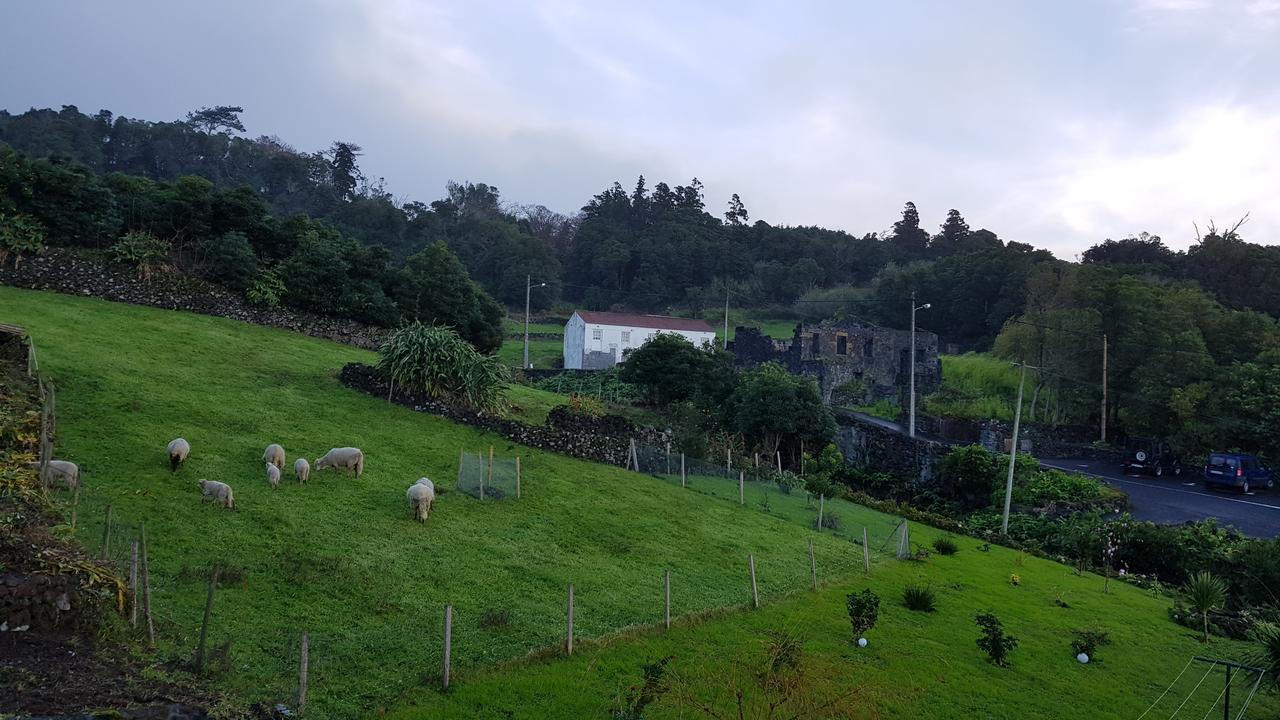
294 458 310 484
314 447 364 477
263 443 286 470
27 460 80 490
167 438 190 472
406 478 435 522
197 479 235 509
266 463 281 489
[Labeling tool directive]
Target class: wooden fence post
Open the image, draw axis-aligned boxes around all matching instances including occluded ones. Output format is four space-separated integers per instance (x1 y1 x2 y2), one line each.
754 452 759 469
515 456 521 499
298 631 310 714
727 446 732 475
680 454 686 488
748 554 760 609
140 522 154 647
442 605 453 690
862 527 871 573
484 446 493 500
817 495 825 530
565 584 575 656
101 504 113 561
195 565 219 674
776 450 782 473
664 569 672 629
70 488 79 531
739 472 744 505
808 540 817 590
129 539 139 628
666 442 671 475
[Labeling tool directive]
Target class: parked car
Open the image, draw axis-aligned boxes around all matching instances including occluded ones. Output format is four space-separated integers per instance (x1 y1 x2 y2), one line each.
1121 438 1183 477
1203 453 1275 493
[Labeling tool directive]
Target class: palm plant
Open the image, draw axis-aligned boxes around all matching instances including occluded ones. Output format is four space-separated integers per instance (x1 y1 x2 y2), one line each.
1246 621 1280 692
1184 571 1227 643
377 322 509 414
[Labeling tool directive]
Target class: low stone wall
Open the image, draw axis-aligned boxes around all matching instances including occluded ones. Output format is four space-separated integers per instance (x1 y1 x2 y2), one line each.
0 248 389 350
833 411 947 486
339 363 668 467
0 572 77 633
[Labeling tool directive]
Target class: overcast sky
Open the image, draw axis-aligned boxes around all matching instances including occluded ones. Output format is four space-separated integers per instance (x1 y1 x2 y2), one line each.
3 0 1278 258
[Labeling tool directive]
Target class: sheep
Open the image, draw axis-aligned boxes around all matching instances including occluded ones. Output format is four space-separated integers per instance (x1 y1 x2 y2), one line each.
314 447 364 477
197 479 235 509
294 458 310 484
263 443 286 470
265 463 281 489
406 478 435 522
167 438 190 472
26 460 79 490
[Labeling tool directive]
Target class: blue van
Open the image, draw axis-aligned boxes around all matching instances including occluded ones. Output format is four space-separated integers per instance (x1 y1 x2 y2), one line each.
1203 453 1275 493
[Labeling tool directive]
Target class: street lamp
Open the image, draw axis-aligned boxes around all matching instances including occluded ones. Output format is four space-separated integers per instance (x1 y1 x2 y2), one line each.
909 292 931 438
524 275 547 369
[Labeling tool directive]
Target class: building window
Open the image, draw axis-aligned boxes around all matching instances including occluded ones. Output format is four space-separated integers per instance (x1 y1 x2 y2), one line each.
592 329 602 341
836 333 848 355
622 330 631 343
863 338 874 357
810 333 820 355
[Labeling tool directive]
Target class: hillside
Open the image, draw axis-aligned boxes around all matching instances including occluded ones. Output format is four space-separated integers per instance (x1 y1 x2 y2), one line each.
4 286 1275 719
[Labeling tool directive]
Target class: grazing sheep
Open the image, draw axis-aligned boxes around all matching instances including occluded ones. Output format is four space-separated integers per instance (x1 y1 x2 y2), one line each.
26 460 80 490
294 458 310 484
406 478 435 522
167 438 190 472
197 479 235 509
263 443 286 469
314 447 364 477
266 463 281 489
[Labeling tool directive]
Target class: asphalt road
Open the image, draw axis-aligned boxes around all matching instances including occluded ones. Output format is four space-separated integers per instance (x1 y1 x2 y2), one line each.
1041 458 1280 538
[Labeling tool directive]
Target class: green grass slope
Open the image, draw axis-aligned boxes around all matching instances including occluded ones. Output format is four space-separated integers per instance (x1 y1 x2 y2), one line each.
1 287 878 718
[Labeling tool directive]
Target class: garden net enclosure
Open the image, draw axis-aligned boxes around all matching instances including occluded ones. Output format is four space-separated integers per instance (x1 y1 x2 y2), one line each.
457 449 519 500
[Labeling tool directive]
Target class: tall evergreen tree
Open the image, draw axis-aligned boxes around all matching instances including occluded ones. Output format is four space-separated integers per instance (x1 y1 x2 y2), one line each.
724 193 749 226
932 208 970 256
889 201 930 261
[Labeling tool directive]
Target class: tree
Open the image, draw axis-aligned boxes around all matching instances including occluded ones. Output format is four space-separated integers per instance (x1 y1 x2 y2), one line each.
1082 232 1178 274
724 193 749 226
185 105 246 135
329 142 363 200
1185 571 1227 643
392 241 504 353
200 230 257 290
724 362 835 460
618 333 732 407
931 209 970 256
889 202 930 261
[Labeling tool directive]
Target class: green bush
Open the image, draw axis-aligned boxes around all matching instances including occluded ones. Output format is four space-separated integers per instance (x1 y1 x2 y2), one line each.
245 269 286 307
902 584 936 612
1007 468 1123 507
932 536 959 556
1246 622 1280 693
377 322 510 413
108 230 171 280
813 511 841 531
975 612 1017 666
0 213 45 268
200 230 257 290
846 589 879 639
1069 627 1111 659
938 444 1004 509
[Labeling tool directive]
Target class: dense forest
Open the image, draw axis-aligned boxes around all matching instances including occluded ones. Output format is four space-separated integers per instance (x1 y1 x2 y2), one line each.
3 104 1280 455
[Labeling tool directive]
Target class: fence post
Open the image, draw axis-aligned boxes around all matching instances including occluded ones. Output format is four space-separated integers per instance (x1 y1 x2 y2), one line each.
817 495 825 531
748 554 759 609
442 604 453 690
140 521 154 647
862 527 871 573
680 454 686 488
808 540 817 590
664 569 671 630
70 488 79 531
129 539 139 628
755 453 759 469
739 472 744 505
565 584 575 656
776 450 782 473
727 446 732 475
666 442 671 475
485 446 493 500
298 631 310 714
800 439 805 476
195 565 219 674
515 456 522 499
101 504 113 561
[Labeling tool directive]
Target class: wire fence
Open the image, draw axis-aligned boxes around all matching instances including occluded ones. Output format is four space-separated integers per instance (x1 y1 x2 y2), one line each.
456 448 521 500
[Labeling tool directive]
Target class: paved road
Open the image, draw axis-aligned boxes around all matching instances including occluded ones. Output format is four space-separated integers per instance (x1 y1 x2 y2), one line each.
1042 458 1280 538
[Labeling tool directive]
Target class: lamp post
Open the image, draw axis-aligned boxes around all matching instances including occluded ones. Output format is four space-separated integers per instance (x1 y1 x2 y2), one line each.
909 291 931 438
524 275 547 369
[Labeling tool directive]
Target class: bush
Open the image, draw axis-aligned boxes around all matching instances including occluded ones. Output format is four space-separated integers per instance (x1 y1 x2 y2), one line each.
109 230 171 280
932 536 959 555
813 511 841 531
1246 622 1280 693
975 612 1018 666
1008 468 1124 508
938 444 1004 510
1069 627 1111 659
246 269 285 307
846 589 879 639
200 230 257 290
902 584 936 612
377 322 510 413
0 213 45 268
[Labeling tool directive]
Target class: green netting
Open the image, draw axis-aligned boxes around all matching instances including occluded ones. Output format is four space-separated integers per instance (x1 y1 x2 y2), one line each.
457 451 519 500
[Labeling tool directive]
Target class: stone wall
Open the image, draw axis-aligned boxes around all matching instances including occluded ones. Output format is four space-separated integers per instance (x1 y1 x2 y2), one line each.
339 363 669 466
832 410 947 485
0 248 389 350
979 418 1125 461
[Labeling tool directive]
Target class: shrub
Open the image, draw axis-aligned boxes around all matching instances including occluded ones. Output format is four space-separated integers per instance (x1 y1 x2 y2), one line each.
1069 627 1111 659
1246 622 1280 693
932 536 958 555
109 230 171 280
478 608 511 630
245 268 286 307
846 589 879 639
814 511 842 531
200 230 258 290
902 584 936 612
0 213 45 268
610 656 671 720
377 322 510 413
938 444 1004 509
975 612 1018 666
1185 571 1227 643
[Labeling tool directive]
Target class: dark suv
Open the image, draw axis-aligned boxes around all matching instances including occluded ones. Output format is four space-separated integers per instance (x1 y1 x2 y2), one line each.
1204 453 1275 493
1121 438 1183 477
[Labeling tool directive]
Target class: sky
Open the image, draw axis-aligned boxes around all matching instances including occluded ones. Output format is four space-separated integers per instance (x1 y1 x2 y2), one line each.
2 0 1278 258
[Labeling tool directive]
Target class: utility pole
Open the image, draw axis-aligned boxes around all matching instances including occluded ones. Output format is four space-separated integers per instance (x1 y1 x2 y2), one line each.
1100 333 1108 443
909 292 931 438
723 289 730 350
1000 363 1027 535
523 275 546 369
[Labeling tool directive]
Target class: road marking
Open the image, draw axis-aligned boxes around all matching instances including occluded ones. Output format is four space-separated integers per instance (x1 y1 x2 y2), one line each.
1043 462 1280 511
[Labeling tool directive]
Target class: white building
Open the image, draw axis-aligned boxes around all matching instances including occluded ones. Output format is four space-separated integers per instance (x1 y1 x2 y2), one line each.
563 310 717 370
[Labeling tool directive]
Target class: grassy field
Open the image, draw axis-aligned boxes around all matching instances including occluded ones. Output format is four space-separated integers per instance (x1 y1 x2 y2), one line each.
1 287 873 718
922 353 1024 421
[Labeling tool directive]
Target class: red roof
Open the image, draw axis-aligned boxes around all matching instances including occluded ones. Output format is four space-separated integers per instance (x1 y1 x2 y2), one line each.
575 310 715 333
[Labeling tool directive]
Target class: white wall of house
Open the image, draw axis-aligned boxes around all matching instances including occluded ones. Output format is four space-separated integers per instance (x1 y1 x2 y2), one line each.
562 312 716 369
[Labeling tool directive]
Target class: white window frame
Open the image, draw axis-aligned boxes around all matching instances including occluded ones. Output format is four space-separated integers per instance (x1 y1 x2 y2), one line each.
592 328 603 341
621 330 632 343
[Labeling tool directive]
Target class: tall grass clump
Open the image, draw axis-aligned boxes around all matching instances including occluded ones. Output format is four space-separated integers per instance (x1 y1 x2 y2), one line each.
902 584 937 612
378 322 510 413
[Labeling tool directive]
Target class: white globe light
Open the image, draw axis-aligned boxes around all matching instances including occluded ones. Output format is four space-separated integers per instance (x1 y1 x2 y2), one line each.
857 638 868 647
1077 653 1089 664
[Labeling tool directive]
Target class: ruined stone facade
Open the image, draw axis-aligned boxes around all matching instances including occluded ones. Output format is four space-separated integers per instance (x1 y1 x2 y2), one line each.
731 320 941 406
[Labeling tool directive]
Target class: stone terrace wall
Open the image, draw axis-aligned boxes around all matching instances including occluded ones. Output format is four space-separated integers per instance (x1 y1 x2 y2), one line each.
833 411 947 485
339 363 669 467
0 248 388 350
